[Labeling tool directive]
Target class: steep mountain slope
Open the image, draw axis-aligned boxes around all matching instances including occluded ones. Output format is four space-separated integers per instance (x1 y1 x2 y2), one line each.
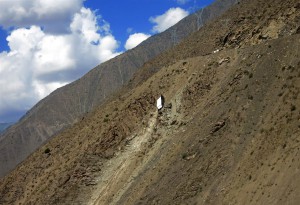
0 0 299 204
0 0 237 178
129 0 300 86
0 123 13 134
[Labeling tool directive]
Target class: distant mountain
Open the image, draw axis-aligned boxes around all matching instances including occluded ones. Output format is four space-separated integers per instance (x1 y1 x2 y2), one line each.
0 123 13 134
0 0 299 204
0 0 237 178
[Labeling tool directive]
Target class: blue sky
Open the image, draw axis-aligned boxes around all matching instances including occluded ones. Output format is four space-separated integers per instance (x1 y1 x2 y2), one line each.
83 0 213 49
0 0 214 123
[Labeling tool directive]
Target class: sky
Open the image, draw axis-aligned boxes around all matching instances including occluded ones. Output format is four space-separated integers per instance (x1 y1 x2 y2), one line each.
0 0 214 123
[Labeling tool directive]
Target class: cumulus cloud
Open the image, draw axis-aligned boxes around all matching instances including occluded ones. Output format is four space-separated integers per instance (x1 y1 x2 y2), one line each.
0 3 190 122
125 33 150 50
124 7 189 50
0 0 84 33
150 7 189 33
0 7 120 122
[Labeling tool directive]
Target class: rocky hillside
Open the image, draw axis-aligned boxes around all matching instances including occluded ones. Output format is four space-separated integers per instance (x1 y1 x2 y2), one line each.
0 123 13 134
0 0 237 178
0 0 299 204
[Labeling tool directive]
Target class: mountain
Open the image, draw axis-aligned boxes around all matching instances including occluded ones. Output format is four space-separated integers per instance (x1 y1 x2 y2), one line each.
0 0 237 178
0 0 299 204
0 123 13 134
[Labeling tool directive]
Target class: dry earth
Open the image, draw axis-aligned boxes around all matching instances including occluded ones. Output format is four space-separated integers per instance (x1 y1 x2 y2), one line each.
0 0 299 204
0 0 237 178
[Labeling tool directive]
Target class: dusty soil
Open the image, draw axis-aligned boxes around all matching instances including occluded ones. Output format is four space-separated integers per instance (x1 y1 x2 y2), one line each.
0 0 299 204
0 0 236 179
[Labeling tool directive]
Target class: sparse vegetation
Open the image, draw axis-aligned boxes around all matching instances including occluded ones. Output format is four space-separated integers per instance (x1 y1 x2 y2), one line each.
249 72 253 78
1 1 300 205
291 105 296 111
181 153 188 160
44 148 50 154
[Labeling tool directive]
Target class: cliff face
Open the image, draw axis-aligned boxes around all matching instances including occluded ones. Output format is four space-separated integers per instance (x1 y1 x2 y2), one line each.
0 0 237 178
0 0 299 204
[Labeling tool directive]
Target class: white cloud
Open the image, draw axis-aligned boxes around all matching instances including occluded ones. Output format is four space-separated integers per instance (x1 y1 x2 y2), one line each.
0 7 120 121
0 0 83 33
125 33 151 50
70 7 101 43
150 7 189 33
0 3 191 122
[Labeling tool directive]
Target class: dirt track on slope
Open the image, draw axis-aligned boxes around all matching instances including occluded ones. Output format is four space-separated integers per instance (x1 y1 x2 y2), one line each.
0 0 299 204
